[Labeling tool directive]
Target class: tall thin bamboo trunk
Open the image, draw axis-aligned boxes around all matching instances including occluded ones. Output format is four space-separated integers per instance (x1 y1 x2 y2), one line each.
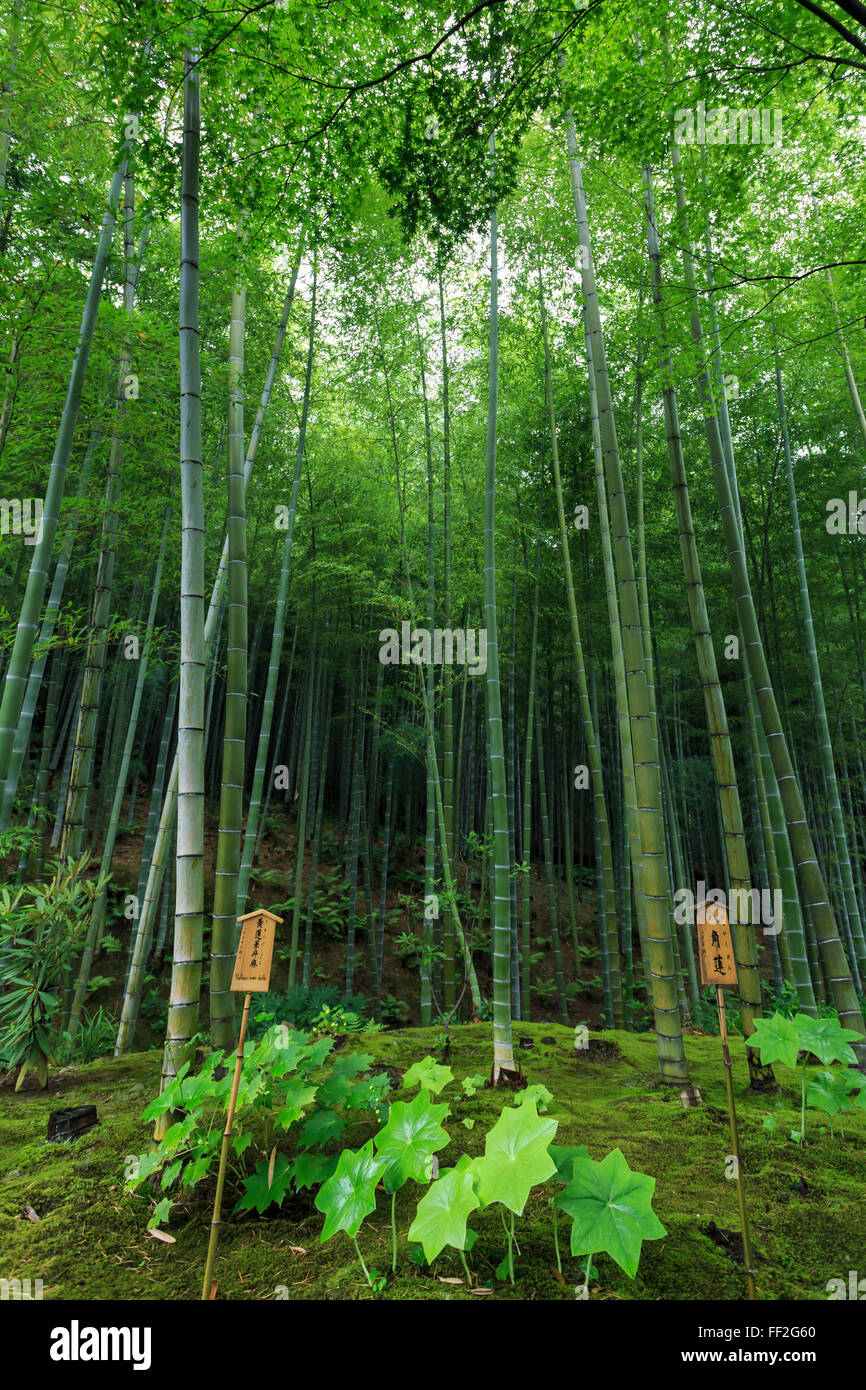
236 260 316 913
773 326 866 976
67 501 172 1037
158 49 206 1128
0 157 127 787
485 132 515 1080
642 165 766 1078
538 266 621 1025
669 141 865 1057
565 119 688 1080
210 261 248 1050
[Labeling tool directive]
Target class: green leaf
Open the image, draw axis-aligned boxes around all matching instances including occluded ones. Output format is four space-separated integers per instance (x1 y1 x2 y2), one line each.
518 1082 553 1113
315 1073 356 1107
126 1150 163 1191
747 1012 801 1069
181 1153 214 1187
237 1153 294 1214
793 1014 861 1067
274 1078 319 1128
402 1054 454 1096
461 1072 486 1096
161 1159 182 1190
304 1035 335 1069
472 1099 557 1215
344 1072 391 1112
557 1148 666 1278
291 1151 339 1191
806 1070 854 1117
548 1143 589 1185
147 1197 173 1230
407 1154 481 1261
373 1088 450 1193
299 1107 346 1150
314 1140 386 1241
331 1052 375 1077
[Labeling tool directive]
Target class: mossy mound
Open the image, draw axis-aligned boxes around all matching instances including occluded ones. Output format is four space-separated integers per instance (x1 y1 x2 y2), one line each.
1 1023 864 1300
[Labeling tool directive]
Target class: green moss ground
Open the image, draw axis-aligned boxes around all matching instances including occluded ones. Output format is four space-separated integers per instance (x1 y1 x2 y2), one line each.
1 1022 864 1300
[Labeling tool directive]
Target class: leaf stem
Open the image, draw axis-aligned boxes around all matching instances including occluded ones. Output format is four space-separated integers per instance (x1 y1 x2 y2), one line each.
800 1059 807 1144
351 1233 372 1288
552 1199 561 1273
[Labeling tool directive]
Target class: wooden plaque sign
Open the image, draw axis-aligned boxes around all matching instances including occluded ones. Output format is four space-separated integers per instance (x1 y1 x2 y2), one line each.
230 909 282 992
696 899 738 987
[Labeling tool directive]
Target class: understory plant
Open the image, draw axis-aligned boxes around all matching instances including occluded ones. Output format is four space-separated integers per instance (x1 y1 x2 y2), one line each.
0 855 109 1090
315 1060 665 1292
125 1020 390 1226
748 1010 865 1143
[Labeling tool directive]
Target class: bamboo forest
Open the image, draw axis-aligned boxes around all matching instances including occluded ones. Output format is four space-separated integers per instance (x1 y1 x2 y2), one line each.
2 0 866 1341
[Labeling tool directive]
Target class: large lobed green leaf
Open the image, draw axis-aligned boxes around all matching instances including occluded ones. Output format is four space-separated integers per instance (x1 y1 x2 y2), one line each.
373 1087 450 1193
407 1154 480 1261
314 1140 387 1241
557 1148 666 1278
472 1098 557 1215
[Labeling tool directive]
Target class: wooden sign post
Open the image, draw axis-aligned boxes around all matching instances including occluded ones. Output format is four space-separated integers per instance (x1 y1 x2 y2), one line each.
696 899 756 1301
202 909 282 1301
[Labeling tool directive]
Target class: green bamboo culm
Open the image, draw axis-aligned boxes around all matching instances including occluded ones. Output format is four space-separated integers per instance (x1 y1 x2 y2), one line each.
485 130 515 1080
773 320 866 981
123 234 305 1009
68 500 172 1039
236 252 314 915
641 165 767 1081
289 640 316 989
538 262 621 1026
157 48 205 1134
210 251 248 1051
668 140 865 1059
60 165 140 866
565 117 688 1082
0 157 127 789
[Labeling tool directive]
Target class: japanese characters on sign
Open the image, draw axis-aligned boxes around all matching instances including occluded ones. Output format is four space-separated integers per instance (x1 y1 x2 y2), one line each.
695 899 739 987
230 910 281 992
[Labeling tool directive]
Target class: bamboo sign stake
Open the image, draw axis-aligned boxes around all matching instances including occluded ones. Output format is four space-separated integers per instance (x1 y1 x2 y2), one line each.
202 909 282 1301
696 899 756 1301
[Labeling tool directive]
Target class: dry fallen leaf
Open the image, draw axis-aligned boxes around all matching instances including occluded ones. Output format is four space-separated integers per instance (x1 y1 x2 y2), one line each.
267 1145 277 1190
437 1276 463 1285
288 1245 307 1257
147 1228 176 1244
469 1287 493 1296
550 1266 565 1284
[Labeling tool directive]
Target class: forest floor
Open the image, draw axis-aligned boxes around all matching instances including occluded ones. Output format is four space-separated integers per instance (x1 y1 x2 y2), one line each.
1 1021 864 1301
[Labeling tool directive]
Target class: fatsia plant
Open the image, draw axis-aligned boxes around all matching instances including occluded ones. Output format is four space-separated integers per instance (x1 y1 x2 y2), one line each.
557 1148 667 1295
407 1154 481 1278
806 1070 866 1138
373 1088 450 1272
472 1097 558 1283
548 1143 589 1273
748 1010 862 1143
314 1140 388 1288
